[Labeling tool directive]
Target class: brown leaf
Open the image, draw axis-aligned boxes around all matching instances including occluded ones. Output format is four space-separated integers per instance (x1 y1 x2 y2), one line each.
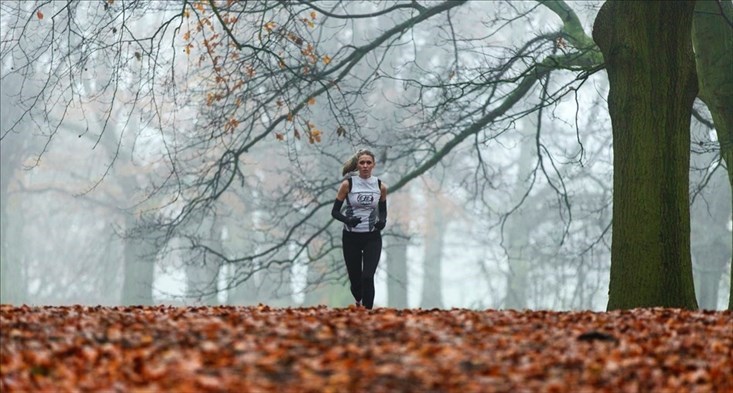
1 306 731 392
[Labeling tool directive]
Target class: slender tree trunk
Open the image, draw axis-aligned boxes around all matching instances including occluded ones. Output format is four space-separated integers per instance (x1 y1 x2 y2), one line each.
386 223 409 308
504 124 536 309
97 237 123 305
301 225 350 307
224 187 264 305
302 252 340 306
228 274 258 305
228 212 259 305
120 242 157 305
692 0 733 310
258 246 294 307
185 216 223 305
420 205 445 309
504 228 529 309
593 1 699 310
185 261 220 305
0 145 23 304
0 187 27 305
120 215 158 305
0 75 29 305
690 169 730 310
692 251 724 310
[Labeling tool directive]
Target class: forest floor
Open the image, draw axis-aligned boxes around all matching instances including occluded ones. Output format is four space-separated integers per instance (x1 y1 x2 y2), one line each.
1 304 731 392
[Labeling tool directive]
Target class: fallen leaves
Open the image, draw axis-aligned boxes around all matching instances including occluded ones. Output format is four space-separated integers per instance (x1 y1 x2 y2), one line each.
1 305 731 392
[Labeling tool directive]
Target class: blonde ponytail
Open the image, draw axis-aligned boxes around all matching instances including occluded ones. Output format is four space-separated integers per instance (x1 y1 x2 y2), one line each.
341 154 358 176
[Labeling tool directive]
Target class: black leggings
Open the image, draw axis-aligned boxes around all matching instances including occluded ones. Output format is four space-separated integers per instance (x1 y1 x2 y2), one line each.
342 230 382 309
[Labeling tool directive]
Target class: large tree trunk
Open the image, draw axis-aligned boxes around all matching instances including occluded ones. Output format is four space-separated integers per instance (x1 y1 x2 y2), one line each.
593 1 699 310
692 0 733 310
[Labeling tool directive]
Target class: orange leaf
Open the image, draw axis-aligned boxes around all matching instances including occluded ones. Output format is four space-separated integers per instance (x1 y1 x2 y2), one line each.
1 305 732 392
36 10 44 20
307 97 316 106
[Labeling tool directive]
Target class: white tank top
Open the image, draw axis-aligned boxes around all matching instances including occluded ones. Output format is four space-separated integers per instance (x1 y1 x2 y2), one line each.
343 175 380 232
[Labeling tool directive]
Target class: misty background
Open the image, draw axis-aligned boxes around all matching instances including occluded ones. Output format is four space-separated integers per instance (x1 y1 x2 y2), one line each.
1 1 729 311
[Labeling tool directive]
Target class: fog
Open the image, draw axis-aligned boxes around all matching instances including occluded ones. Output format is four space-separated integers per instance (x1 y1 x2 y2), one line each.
1 0 730 310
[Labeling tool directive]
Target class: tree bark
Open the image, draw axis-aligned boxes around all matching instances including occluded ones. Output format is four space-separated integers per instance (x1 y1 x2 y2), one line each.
593 1 699 310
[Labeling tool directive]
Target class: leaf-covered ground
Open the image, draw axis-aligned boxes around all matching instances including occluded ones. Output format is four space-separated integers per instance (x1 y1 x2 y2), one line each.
1 305 731 392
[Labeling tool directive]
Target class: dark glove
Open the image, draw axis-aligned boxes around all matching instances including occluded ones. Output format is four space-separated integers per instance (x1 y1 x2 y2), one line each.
375 200 387 230
332 199 363 228
346 216 362 228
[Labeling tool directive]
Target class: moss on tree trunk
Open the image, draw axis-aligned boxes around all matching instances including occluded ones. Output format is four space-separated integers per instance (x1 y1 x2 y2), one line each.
593 1 699 310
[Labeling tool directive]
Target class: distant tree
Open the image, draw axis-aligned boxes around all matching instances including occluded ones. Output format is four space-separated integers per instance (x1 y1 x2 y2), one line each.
0 73 31 304
692 0 733 310
690 164 730 310
385 221 410 309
